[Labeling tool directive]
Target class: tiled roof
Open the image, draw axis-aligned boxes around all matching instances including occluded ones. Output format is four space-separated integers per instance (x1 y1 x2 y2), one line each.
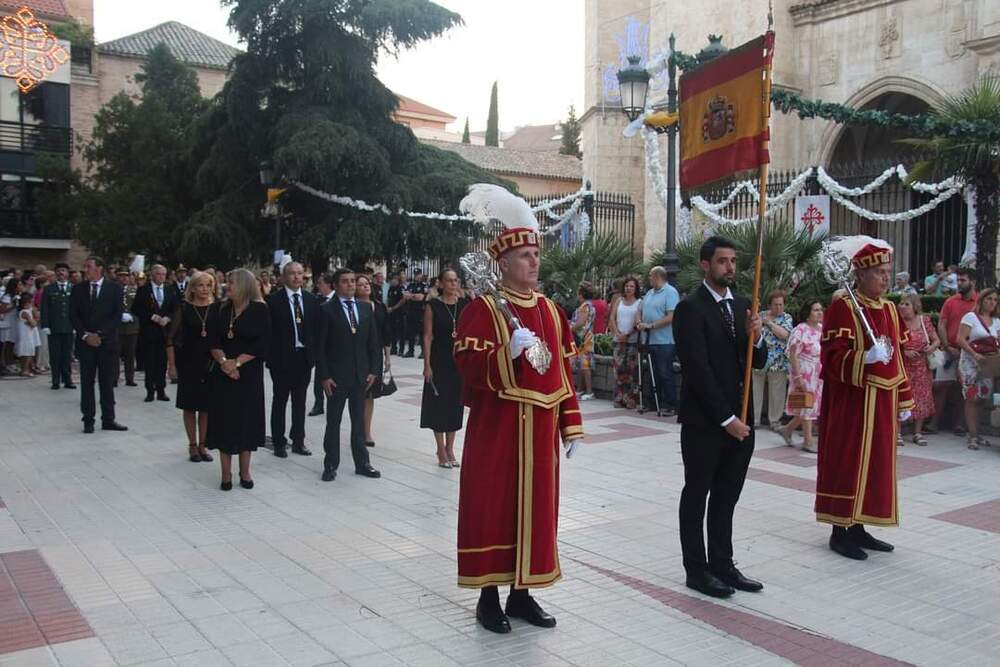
424 139 582 181
98 21 241 71
396 94 455 122
0 0 68 18
504 123 563 153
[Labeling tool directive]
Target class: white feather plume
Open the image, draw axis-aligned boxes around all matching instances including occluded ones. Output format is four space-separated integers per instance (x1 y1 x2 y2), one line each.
827 235 892 262
459 184 538 232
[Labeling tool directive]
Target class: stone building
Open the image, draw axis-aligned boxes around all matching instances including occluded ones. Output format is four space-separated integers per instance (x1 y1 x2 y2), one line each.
582 0 1000 258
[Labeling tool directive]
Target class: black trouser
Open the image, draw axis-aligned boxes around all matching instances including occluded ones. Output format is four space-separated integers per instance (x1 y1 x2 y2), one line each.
79 343 118 425
678 424 754 572
405 308 423 354
312 364 325 410
323 383 370 472
270 351 312 450
389 311 405 354
119 333 137 384
142 334 167 391
48 332 73 387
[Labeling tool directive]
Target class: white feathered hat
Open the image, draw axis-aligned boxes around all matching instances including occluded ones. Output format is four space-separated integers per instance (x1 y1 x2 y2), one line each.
459 184 540 260
828 235 893 270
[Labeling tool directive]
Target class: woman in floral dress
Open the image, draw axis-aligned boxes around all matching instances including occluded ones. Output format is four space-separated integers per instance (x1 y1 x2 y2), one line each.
898 294 939 446
608 277 642 409
781 301 824 453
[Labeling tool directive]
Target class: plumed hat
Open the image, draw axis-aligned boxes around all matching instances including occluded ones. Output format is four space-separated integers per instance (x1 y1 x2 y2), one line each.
828 235 893 271
459 184 540 260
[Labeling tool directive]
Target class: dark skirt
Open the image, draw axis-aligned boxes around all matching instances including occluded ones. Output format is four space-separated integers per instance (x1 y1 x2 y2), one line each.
175 354 211 412
205 359 265 454
420 372 464 433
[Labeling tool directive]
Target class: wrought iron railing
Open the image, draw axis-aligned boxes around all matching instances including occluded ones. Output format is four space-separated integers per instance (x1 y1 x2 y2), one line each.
0 121 73 156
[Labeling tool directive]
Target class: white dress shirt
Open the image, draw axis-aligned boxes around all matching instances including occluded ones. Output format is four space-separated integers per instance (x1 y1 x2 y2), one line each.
285 287 305 348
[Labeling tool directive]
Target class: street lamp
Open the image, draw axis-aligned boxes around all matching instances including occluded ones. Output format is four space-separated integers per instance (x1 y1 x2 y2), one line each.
258 160 275 188
616 56 650 123
258 160 281 264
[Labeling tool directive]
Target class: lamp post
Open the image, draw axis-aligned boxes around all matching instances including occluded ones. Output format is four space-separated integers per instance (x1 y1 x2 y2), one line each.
258 160 280 265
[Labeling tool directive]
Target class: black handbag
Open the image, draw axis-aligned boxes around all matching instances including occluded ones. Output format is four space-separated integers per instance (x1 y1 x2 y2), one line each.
374 368 397 398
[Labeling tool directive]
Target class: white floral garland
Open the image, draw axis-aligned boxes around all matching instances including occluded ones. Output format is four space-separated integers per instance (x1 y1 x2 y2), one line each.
815 168 963 223
816 165 958 196
690 168 814 226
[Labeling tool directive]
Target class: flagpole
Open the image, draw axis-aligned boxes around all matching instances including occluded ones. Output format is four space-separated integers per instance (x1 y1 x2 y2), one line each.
740 25 774 424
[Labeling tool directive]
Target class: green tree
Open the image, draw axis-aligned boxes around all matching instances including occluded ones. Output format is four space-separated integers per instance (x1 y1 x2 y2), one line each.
193 0 508 271
559 105 581 158
37 43 210 263
485 81 499 147
903 76 1000 287
462 117 470 144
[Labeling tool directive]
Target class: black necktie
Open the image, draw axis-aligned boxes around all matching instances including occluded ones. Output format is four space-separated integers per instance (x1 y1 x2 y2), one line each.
90 283 98 303
345 300 358 332
720 299 736 341
292 293 304 343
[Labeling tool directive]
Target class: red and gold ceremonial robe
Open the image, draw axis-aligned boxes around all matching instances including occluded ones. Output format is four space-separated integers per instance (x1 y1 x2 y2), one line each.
454 287 584 590
816 294 914 527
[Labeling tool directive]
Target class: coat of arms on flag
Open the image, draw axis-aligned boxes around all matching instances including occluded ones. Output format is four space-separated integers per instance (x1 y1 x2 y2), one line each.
679 32 774 191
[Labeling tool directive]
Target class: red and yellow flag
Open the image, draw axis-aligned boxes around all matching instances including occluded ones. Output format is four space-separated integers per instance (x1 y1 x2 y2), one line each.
679 32 774 191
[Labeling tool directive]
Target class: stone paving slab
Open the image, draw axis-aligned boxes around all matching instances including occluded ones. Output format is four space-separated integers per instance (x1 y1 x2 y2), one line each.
2 357 1000 666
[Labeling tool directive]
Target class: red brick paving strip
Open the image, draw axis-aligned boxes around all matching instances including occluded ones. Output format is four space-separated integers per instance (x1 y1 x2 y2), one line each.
0 550 93 656
746 468 816 493
932 499 1000 535
577 559 914 666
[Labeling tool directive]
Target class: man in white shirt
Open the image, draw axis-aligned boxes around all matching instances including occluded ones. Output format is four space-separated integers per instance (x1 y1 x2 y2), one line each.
132 264 179 402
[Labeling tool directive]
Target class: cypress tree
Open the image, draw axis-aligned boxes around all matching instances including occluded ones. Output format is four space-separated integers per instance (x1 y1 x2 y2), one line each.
462 117 470 143
485 81 499 146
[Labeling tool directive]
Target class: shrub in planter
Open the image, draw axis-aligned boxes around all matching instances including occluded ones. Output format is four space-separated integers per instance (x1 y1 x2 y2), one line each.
594 333 614 357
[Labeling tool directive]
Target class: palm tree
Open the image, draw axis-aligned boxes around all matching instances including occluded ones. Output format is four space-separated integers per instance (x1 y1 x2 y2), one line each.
660 221 828 312
540 233 642 309
903 76 1000 287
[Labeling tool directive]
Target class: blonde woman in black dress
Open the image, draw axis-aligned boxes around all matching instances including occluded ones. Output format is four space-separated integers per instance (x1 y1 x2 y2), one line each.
206 269 271 490
167 271 216 462
420 268 469 468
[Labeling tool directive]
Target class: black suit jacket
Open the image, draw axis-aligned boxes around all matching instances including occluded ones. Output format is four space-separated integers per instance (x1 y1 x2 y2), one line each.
674 284 767 429
132 283 181 341
266 288 321 369
70 279 124 351
318 297 379 388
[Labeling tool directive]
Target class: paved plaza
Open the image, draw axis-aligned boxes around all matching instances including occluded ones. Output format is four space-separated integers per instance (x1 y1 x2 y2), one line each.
2 357 1000 666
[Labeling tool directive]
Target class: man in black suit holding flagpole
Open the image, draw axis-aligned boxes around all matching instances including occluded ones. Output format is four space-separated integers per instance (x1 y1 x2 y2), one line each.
673 236 766 599
70 256 128 434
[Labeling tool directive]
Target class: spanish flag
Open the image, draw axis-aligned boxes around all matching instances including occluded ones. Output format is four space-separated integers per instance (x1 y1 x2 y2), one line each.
679 32 774 191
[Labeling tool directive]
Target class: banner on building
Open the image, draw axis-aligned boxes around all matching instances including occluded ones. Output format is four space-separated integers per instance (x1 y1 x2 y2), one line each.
679 32 774 191
794 195 831 239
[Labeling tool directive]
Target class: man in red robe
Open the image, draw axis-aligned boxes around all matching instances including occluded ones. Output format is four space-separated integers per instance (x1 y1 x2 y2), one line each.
454 186 584 634
817 240 914 560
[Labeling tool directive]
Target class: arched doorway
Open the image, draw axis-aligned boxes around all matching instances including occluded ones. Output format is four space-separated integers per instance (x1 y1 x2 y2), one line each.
829 92 929 166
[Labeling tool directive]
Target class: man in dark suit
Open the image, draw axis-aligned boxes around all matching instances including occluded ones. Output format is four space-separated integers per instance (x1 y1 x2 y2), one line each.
40 262 76 389
132 264 179 402
673 236 766 599
70 256 128 433
317 268 381 482
169 265 189 303
309 272 336 417
266 261 319 456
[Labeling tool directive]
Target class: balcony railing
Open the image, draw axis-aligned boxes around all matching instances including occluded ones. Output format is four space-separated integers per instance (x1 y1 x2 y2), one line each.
0 121 72 157
0 209 67 240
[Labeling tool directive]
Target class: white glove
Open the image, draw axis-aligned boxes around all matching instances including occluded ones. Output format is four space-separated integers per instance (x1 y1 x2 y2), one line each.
41 327 50 335
898 410 912 422
510 328 539 360
121 313 133 324
563 439 581 459
864 345 890 365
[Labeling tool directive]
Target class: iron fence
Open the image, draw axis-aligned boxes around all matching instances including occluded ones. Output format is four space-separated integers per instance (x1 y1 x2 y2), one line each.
693 160 968 288
0 121 73 157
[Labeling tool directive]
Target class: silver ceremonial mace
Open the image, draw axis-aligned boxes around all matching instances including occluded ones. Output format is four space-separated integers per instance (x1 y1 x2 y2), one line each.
459 251 553 375
820 240 893 362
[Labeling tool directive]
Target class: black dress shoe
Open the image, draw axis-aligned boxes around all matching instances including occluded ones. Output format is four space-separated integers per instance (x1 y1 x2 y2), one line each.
355 465 381 478
308 406 324 416
51 385 60 390
144 392 154 402
365 441 375 448
710 564 763 592
156 391 170 401
848 525 894 552
220 479 233 491
273 447 288 459
83 423 94 434
125 381 138 387
685 570 735 598
64 383 76 389
505 594 557 628
321 469 337 482
101 421 128 431
291 445 312 456
240 477 254 489
830 528 868 560
476 601 511 634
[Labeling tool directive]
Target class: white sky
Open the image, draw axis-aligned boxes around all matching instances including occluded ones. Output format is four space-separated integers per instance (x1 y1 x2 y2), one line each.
93 0 584 134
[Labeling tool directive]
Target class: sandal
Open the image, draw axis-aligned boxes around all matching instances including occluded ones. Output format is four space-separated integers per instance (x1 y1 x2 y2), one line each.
912 434 928 446
188 444 200 462
780 429 794 447
198 443 214 462
975 436 992 448
967 435 979 450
